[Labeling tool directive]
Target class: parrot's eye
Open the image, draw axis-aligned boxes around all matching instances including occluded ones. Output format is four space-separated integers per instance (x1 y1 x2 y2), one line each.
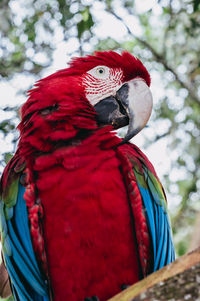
87 65 110 79
96 67 105 76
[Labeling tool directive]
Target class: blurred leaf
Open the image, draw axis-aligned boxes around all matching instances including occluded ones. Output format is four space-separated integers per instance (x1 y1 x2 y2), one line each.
177 240 188 256
77 7 94 39
193 0 200 11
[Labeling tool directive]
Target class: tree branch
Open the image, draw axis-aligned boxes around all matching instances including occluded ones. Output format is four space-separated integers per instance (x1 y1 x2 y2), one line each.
108 247 200 301
106 9 200 105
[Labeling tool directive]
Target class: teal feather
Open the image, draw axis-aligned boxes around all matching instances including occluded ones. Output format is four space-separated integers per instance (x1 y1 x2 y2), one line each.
3 236 12 257
1 178 50 300
6 257 33 300
8 221 48 295
154 206 164 257
15 184 44 279
138 186 156 262
0 202 12 256
133 161 175 272
5 207 14 220
143 165 167 211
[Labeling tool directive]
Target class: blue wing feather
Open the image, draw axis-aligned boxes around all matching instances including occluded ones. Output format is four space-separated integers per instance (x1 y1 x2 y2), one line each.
137 186 157 263
15 184 39 265
6 257 32 300
135 167 175 272
14 185 47 291
154 206 165 269
0 182 50 301
8 223 47 295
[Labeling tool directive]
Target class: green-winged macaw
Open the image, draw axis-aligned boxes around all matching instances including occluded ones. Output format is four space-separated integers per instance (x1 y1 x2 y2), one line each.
0 51 175 301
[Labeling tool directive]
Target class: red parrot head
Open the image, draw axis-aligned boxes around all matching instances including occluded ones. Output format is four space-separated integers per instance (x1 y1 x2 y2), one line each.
77 51 152 142
19 51 152 152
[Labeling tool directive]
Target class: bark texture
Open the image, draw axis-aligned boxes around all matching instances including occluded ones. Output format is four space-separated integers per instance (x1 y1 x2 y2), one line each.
108 247 200 301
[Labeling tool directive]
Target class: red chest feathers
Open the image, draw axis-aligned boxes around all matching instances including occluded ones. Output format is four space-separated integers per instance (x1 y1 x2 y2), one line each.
35 140 140 301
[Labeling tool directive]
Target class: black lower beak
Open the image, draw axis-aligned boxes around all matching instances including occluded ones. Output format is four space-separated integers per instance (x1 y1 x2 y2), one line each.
94 84 129 129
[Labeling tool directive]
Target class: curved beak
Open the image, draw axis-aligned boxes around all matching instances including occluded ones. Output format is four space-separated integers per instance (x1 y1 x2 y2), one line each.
94 78 153 143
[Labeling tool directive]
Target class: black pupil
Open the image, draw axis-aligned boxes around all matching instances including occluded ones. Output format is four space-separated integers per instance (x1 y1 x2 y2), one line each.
99 69 104 74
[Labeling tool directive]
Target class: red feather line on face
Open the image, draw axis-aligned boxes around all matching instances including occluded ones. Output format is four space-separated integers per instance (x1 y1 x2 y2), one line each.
82 69 123 93
82 68 123 105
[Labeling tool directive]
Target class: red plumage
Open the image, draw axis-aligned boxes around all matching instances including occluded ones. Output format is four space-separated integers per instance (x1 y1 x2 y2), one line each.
37 130 143 300
2 51 155 300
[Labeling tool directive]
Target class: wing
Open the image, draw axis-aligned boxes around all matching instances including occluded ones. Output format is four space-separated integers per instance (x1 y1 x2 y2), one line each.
117 143 175 275
0 157 50 301
134 158 175 271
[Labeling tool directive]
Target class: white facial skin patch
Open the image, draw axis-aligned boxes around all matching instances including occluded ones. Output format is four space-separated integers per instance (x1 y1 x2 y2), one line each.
82 66 124 106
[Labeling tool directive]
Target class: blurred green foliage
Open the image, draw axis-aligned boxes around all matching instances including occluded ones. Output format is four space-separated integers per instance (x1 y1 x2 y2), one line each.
0 1 200 298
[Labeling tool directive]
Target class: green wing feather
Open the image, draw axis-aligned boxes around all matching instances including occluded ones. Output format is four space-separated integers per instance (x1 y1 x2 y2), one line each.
127 144 175 271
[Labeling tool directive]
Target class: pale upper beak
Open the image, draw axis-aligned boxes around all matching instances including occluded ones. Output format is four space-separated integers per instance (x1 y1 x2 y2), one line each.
94 77 153 143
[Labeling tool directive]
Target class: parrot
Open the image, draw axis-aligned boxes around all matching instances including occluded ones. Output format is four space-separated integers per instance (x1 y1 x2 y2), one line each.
0 51 175 301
